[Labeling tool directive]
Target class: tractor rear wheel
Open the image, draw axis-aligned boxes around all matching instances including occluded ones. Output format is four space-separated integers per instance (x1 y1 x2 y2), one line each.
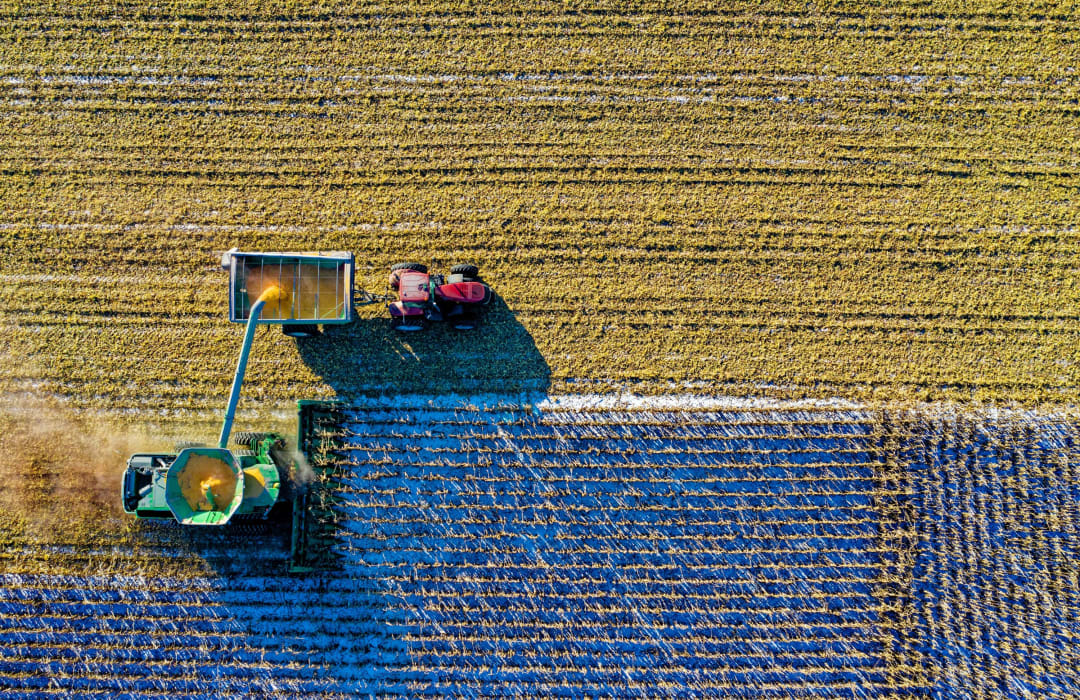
391 315 426 332
391 262 428 273
451 264 479 280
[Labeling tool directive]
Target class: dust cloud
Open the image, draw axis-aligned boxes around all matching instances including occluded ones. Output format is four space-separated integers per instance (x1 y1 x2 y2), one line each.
0 399 158 539
291 448 315 486
269 443 315 491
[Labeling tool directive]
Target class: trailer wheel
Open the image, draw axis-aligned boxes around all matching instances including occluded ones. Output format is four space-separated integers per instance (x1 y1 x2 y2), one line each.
282 324 321 339
451 264 479 280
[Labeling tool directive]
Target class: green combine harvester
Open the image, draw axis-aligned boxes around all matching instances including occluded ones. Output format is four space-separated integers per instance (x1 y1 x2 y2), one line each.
121 250 352 572
123 436 282 526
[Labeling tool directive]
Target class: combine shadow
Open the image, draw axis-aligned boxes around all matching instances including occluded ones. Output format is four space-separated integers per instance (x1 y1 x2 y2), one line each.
130 507 295 576
295 291 551 398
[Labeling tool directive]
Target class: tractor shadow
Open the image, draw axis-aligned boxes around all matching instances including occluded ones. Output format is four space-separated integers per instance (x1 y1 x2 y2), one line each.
294 291 551 398
282 291 550 575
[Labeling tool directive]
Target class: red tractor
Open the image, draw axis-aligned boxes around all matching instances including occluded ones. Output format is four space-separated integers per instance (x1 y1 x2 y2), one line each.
387 263 492 331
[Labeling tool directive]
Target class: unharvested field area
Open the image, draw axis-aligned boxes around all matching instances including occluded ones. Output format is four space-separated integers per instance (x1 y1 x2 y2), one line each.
2 395 1078 697
2 1 1080 411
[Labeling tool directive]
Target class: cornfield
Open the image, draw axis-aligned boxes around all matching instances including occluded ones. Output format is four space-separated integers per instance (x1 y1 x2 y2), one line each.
2 2 1080 408
1 1 1079 697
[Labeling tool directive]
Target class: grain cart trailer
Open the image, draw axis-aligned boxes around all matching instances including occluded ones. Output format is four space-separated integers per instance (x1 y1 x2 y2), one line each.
223 248 355 338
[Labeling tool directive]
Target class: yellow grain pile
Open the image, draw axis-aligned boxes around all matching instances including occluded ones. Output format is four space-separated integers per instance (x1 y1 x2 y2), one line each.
178 454 237 512
244 262 346 321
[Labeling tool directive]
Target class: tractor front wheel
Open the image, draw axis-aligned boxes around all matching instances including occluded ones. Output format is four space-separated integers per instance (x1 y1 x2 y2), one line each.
448 307 480 330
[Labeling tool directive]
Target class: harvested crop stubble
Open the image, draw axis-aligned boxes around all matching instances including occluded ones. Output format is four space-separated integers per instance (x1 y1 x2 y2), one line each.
0 399 137 541
1 2 1079 408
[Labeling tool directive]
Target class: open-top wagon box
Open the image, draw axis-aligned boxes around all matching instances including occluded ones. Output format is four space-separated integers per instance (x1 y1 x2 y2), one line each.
221 248 355 338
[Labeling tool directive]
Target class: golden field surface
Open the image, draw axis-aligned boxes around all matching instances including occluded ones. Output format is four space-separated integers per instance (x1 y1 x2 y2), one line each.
0 1 1079 418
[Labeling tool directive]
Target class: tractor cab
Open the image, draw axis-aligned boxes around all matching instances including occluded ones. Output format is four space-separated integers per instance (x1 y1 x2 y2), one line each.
397 270 431 303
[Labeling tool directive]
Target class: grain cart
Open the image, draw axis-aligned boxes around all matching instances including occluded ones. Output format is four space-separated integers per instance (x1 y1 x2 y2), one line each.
222 248 355 338
121 251 354 570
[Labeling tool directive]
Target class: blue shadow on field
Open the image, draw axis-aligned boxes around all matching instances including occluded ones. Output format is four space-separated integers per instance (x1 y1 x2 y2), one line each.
294 290 550 398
